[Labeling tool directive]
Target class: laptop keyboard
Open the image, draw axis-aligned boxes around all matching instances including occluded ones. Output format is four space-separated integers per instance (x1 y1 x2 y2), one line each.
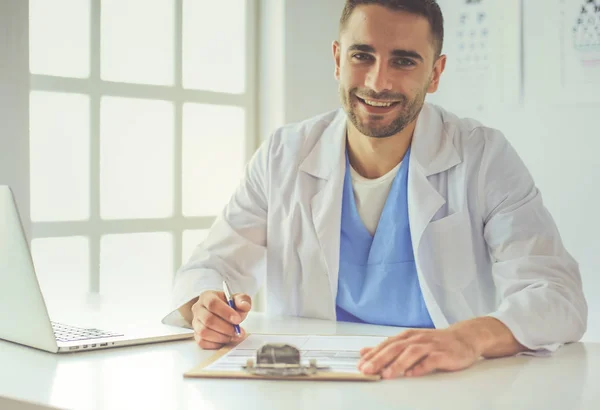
51 321 124 343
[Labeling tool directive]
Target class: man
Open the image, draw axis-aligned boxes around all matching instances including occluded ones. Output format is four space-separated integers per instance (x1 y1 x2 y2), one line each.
163 0 587 379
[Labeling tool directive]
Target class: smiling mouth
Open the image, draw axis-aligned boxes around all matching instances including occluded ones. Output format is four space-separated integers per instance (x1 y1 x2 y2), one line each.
356 96 400 108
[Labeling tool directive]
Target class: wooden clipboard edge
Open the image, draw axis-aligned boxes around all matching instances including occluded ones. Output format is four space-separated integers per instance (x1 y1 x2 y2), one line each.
183 333 383 382
184 370 381 382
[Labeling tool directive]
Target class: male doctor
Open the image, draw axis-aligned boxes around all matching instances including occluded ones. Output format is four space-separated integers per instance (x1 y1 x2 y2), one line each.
164 0 587 379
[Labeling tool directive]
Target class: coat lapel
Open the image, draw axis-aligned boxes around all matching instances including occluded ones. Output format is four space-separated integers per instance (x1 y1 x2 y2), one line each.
408 104 462 252
408 104 462 328
299 110 347 306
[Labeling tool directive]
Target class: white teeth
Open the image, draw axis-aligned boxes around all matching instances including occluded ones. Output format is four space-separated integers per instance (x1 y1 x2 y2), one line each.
363 99 394 107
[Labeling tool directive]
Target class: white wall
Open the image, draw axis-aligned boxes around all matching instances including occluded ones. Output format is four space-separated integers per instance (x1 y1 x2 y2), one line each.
260 0 599 341
258 0 342 139
0 0 30 238
281 0 342 123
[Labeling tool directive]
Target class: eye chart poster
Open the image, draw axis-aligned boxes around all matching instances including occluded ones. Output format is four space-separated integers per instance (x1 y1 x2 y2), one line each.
428 0 522 120
524 0 600 104
562 0 600 101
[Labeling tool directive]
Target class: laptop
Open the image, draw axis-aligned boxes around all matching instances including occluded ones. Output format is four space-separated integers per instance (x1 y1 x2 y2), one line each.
0 185 193 353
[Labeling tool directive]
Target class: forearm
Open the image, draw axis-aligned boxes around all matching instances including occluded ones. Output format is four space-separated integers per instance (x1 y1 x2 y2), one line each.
449 316 528 359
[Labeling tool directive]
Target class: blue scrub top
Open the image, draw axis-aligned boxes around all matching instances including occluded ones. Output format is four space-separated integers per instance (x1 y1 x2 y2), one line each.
336 146 435 328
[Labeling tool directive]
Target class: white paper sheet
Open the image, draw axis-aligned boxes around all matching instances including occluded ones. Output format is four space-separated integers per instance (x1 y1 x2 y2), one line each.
203 334 387 374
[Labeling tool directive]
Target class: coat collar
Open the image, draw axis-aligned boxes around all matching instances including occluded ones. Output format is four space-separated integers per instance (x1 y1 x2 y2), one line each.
298 109 347 180
411 103 462 177
298 103 461 181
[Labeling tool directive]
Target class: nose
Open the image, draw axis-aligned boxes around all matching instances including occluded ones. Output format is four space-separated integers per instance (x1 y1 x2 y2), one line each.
364 60 392 94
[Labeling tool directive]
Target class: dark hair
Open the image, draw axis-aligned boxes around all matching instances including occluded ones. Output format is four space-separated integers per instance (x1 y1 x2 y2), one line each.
339 0 444 59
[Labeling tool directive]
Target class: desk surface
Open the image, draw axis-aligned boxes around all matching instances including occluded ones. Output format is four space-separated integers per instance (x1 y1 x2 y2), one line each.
0 294 599 410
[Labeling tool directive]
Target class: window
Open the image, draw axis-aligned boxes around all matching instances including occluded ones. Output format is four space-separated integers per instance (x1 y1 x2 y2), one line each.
28 0 257 301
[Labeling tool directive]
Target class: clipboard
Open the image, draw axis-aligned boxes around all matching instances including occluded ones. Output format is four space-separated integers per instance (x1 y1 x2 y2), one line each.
184 333 382 382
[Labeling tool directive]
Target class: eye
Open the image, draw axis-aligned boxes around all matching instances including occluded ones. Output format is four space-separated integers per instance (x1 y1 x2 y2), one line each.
351 53 373 61
394 58 417 67
393 58 417 67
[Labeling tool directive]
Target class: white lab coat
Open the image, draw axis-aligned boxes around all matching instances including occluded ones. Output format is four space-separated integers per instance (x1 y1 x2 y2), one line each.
164 103 587 354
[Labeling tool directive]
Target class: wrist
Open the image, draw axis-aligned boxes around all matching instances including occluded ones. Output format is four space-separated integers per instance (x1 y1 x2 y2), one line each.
449 316 527 358
448 318 490 357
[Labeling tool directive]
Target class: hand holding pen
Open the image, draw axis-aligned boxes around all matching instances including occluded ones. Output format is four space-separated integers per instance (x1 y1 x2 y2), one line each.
190 282 252 350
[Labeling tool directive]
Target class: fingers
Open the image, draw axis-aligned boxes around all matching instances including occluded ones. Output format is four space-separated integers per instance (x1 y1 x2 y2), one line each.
404 353 442 377
192 290 251 350
200 291 241 323
233 293 252 321
192 315 232 346
359 329 426 362
192 308 245 349
196 306 236 337
233 293 252 312
359 347 373 356
193 325 246 350
380 344 432 379
359 340 412 375
193 332 225 350
358 336 414 370
358 328 481 379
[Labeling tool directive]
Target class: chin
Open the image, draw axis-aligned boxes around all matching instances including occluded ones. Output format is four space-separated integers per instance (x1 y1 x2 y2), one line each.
358 125 396 139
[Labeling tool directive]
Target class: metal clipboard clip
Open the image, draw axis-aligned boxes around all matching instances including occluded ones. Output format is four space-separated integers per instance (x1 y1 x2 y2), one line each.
242 343 331 377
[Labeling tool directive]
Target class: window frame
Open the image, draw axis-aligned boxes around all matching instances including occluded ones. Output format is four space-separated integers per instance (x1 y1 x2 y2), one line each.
29 0 259 293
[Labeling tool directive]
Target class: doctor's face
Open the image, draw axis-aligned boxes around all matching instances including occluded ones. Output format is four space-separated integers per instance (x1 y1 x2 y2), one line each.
334 5 446 138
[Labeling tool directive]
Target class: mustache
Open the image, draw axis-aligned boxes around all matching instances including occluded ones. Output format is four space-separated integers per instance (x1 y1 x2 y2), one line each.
351 88 406 102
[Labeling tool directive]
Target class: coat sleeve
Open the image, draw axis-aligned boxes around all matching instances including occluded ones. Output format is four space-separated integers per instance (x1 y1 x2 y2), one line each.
162 135 270 327
478 130 587 354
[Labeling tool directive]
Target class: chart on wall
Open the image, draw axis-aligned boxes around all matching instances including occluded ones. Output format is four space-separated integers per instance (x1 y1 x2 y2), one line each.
428 0 522 120
524 0 600 104
562 0 600 101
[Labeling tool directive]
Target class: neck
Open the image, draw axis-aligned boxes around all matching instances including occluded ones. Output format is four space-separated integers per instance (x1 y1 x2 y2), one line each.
346 119 417 179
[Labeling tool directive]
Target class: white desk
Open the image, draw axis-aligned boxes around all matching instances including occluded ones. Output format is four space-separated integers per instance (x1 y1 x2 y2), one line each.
0 295 599 410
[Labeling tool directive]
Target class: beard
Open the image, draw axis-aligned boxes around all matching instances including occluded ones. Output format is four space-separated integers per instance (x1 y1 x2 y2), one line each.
340 84 428 138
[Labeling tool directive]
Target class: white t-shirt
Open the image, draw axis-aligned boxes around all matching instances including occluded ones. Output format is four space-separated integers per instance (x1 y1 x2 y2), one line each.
349 161 401 235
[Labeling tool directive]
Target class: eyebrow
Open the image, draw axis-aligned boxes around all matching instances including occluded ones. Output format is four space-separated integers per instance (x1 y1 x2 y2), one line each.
347 44 424 62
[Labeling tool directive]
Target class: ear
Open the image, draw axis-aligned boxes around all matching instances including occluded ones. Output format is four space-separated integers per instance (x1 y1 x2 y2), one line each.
333 40 341 81
427 54 447 93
